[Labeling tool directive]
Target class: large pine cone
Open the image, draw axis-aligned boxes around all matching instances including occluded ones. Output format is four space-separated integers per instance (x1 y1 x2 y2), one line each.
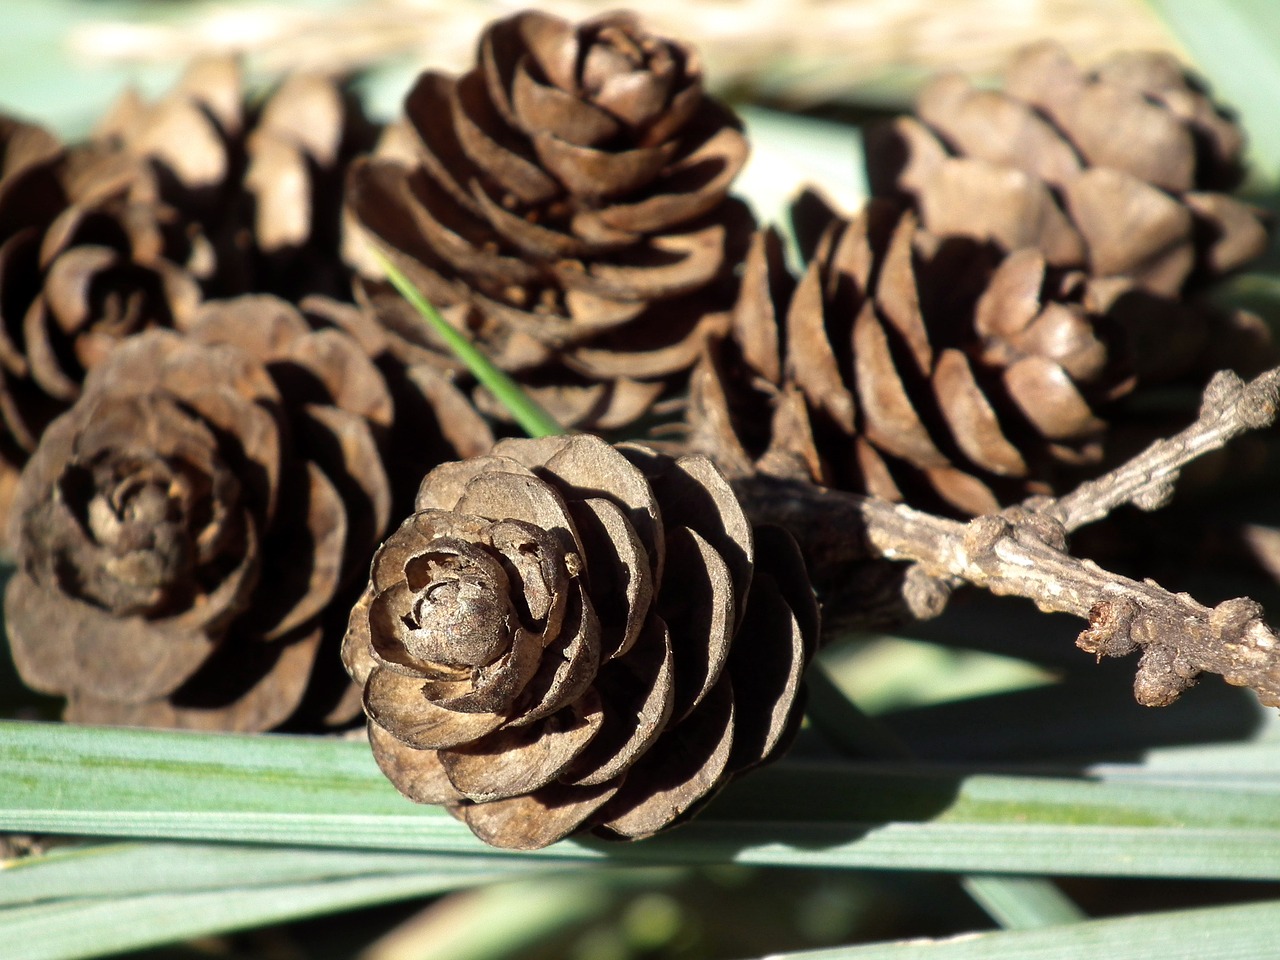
96 58 378 301
341 433 818 849
4 294 488 730
689 201 1140 516
346 9 753 430
866 42 1270 301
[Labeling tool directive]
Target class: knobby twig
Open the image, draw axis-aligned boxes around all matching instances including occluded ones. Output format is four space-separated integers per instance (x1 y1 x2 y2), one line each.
735 366 1280 708
1039 368 1280 533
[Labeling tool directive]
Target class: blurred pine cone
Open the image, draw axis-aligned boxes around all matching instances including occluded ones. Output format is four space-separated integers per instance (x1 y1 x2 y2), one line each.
5 294 488 730
689 201 1140 516
0 64 379 538
0 115 202 527
346 9 753 431
866 42 1270 301
342 433 817 849
95 58 378 301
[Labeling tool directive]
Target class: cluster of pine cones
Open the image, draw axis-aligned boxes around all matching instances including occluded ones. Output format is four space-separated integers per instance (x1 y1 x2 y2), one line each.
1 11 1270 849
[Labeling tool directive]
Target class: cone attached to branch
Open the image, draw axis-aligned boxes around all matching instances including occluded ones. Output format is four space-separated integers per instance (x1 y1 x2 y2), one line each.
689 200 1142 516
346 9 753 430
4 294 489 731
341 433 818 849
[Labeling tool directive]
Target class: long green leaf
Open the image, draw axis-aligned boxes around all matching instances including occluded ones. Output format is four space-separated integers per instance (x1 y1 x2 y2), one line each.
3 722 1280 878
761 898 1280 959
0 840 538 906
0 872 475 960
373 249 563 438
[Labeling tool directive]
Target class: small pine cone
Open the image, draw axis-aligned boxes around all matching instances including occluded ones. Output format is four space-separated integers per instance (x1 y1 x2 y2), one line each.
341 433 817 849
346 10 753 430
0 116 203 525
690 202 1138 516
96 58 378 300
4 293 485 731
866 42 1270 300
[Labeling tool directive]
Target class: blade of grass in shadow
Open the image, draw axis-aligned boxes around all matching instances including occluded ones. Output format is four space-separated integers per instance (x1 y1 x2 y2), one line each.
372 249 563 438
805 664 1084 929
758 897 1280 960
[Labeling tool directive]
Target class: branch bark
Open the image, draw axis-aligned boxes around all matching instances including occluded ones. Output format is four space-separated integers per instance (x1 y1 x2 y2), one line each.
734 366 1280 708
1040 368 1280 533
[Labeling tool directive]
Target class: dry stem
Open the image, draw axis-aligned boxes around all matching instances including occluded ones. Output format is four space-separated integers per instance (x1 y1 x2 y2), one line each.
736 367 1280 708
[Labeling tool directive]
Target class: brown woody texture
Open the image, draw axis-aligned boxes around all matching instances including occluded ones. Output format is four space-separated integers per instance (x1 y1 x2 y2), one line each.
0 114 201 524
5 294 491 730
0 63 377 535
341 433 817 849
689 42 1276 518
688 198 1149 517
865 41 1269 303
346 9 753 430
95 57 378 301
864 40 1274 402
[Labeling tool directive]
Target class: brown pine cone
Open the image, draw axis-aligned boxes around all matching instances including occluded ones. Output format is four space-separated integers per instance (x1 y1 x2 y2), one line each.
4 293 487 731
0 116 204 527
96 58 378 300
866 42 1270 301
689 201 1140 516
346 9 754 431
341 433 817 849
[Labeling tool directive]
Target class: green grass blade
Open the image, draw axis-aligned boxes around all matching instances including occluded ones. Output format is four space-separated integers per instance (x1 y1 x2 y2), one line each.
3 722 1280 878
0 873 479 960
1146 0 1280 181
760 898 1280 959
805 665 1081 929
372 249 564 438
0 840 537 906
957 875 1085 930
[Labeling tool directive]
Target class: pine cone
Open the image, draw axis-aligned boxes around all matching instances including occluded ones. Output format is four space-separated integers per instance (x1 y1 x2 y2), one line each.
96 58 378 300
690 201 1138 516
0 116 203 527
346 9 753 430
866 42 1269 300
341 433 817 849
4 293 486 730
